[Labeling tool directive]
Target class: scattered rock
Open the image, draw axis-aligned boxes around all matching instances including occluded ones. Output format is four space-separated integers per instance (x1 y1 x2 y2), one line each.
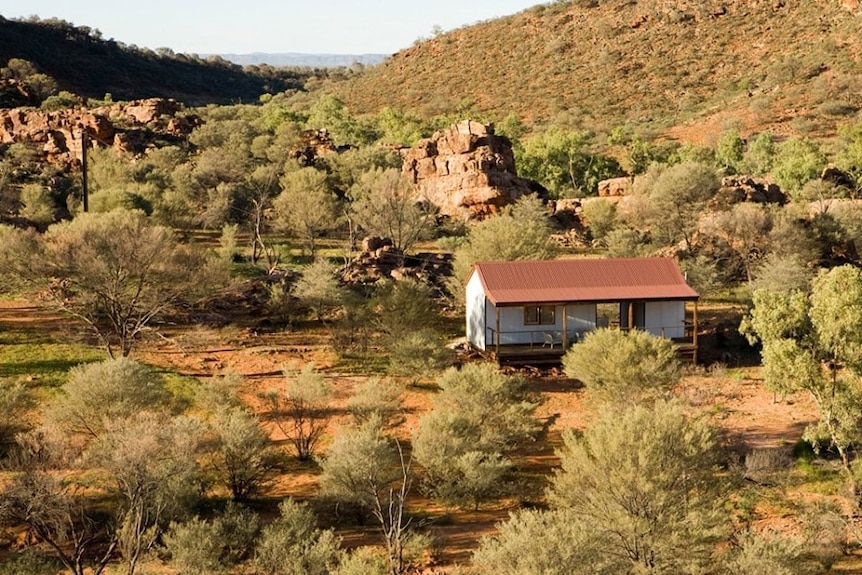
340 236 453 291
290 128 350 166
708 175 787 210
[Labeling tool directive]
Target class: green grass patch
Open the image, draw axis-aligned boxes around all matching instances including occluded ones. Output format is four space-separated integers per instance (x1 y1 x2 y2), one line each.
0 324 103 390
334 350 390 375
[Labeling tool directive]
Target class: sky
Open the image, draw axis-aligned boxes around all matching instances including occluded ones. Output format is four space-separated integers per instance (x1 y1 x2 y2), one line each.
3 0 542 55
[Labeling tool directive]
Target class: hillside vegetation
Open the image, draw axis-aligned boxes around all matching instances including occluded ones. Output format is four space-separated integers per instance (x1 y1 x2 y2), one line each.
0 16 314 106
332 0 862 142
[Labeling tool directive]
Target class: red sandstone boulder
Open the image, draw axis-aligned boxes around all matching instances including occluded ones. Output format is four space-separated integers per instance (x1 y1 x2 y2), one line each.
401 120 546 220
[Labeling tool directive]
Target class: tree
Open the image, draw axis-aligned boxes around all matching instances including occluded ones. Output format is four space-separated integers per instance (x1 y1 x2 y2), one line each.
716 129 745 173
0 437 116 575
450 194 556 294
245 163 283 271
741 266 862 479
412 364 538 508
349 167 432 253
274 166 340 257
94 412 205 575
580 197 617 244
264 363 333 461
644 161 720 251
705 202 772 283
373 279 442 339
324 146 403 248
19 182 58 225
740 132 776 176
292 259 346 321
346 377 405 427
547 401 726 574
835 121 862 197
255 498 341 575
771 137 827 200
562 328 681 405
750 253 814 294
386 328 455 384
319 416 418 575
518 127 623 197
210 407 280 501
472 509 596 575
305 95 377 146
42 357 170 443
1 209 217 357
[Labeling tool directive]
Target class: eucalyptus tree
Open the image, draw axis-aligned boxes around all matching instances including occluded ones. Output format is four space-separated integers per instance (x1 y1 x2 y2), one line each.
349 167 432 254
274 166 340 257
642 161 720 252
0 209 219 357
450 194 557 294
518 126 624 198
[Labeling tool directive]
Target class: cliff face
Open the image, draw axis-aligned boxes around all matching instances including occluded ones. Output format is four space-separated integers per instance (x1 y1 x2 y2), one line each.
401 120 546 220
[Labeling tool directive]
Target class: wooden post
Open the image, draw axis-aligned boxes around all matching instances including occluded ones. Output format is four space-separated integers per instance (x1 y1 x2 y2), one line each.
692 300 699 364
81 130 89 213
627 301 635 332
562 305 568 348
495 306 501 358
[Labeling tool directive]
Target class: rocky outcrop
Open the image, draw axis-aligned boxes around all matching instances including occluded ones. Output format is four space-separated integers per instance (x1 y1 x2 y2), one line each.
291 129 350 167
708 175 787 210
401 120 547 220
821 165 857 190
117 98 182 124
0 107 115 168
340 236 453 291
598 176 634 198
0 98 197 169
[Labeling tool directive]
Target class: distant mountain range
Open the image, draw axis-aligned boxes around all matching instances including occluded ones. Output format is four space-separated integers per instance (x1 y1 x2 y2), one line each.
216 53 388 68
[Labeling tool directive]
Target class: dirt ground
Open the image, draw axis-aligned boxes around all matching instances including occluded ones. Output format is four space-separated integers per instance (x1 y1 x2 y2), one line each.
0 298 838 571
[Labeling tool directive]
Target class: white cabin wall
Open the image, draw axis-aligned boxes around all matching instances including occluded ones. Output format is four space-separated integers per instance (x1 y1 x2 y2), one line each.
465 272 487 350
566 304 597 341
644 301 685 338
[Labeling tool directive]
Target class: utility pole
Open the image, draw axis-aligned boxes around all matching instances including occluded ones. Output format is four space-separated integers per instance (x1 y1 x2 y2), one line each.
81 129 89 212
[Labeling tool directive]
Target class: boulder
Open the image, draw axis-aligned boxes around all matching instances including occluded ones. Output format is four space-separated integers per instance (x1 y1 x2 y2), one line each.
122 98 182 124
598 176 633 197
339 237 453 292
401 120 547 220
821 165 856 190
361 236 393 252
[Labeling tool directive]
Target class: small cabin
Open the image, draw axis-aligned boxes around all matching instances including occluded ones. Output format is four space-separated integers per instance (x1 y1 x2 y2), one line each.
465 257 700 364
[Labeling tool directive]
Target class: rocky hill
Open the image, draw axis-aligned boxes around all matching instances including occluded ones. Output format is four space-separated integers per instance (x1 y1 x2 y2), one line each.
0 17 311 106
331 0 862 142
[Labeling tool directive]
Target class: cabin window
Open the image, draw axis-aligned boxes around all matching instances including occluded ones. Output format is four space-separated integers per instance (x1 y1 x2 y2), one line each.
524 305 555 325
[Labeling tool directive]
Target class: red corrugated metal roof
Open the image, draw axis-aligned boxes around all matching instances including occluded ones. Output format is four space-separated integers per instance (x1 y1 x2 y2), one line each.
471 257 699 305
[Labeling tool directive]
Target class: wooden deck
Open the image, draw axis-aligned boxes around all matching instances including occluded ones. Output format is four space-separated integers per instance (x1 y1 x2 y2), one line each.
482 338 698 367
